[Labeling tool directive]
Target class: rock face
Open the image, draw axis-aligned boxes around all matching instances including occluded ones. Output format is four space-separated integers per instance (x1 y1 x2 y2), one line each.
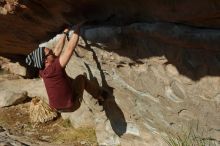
1 0 220 54
0 22 219 145
44 29 220 145
1 27 220 145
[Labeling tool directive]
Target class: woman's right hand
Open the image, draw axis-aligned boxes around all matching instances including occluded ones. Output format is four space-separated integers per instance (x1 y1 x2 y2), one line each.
63 28 69 33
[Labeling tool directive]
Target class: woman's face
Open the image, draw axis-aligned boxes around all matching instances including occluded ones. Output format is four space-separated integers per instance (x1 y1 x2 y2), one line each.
44 47 56 64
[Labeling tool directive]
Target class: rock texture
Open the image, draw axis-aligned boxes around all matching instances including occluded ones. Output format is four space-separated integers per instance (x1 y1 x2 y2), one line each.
0 56 27 77
0 90 27 107
0 126 30 146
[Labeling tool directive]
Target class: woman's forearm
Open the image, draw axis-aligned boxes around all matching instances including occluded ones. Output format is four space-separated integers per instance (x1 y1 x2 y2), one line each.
66 31 79 53
59 30 80 67
54 33 66 56
58 23 84 67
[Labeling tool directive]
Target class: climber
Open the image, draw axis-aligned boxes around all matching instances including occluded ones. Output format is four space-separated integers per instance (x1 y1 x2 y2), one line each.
25 22 105 112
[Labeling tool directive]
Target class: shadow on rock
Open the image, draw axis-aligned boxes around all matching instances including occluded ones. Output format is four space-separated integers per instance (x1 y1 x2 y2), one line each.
82 37 127 136
102 92 127 137
78 22 220 81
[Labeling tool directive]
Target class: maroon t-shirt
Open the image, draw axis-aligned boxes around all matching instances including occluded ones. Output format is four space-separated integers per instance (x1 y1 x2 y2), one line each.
39 58 74 110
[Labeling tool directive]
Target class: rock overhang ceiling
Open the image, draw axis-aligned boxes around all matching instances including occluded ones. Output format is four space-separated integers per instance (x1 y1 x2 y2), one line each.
1 0 220 55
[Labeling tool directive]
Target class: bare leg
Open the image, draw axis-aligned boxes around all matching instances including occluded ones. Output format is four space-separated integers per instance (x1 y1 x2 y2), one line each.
71 74 103 101
85 77 103 101
70 75 86 102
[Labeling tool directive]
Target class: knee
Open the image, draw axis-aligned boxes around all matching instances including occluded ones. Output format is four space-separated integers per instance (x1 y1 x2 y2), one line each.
75 75 87 84
77 75 86 80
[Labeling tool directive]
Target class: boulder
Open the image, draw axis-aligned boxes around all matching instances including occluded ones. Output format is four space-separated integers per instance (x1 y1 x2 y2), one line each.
1 62 26 77
0 56 26 77
0 90 27 107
